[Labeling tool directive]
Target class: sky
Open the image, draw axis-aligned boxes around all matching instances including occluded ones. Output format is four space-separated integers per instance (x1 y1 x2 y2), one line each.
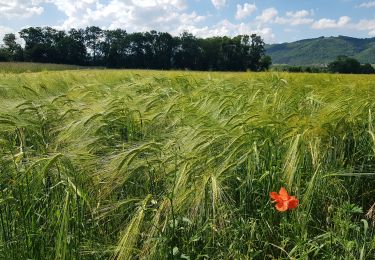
0 0 375 43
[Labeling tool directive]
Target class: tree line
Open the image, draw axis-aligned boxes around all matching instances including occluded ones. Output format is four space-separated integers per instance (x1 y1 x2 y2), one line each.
273 56 375 74
0 26 272 71
327 55 375 74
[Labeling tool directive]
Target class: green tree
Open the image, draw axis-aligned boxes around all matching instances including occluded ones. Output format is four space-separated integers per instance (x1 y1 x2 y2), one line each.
248 34 266 71
328 56 361 74
328 56 375 74
102 29 128 68
85 26 104 65
259 55 272 71
360 63 375 74
2 33 23 61
199 37 222 70
19 27 45 62
127 32 147 68
145 31 175 69
65 29 87 65
173 32 202 70
0 48 9 61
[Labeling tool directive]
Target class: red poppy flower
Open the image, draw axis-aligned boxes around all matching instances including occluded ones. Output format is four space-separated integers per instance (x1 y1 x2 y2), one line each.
270 187 299 212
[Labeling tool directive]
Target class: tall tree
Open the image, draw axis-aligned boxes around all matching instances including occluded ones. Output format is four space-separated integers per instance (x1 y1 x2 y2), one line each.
127 32 147 68
65 28 87 65
85 26 104 65
19 27 45 62
199 37 222 70
2 33 23 61
173 32 202 70
102 29 128 68
248 34 266 71
43 27 66 63
143 31 175 69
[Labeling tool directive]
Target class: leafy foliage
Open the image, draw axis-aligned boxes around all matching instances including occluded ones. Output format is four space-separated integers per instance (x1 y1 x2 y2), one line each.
0 27 271 71
272 65 328 73
328 56 375 74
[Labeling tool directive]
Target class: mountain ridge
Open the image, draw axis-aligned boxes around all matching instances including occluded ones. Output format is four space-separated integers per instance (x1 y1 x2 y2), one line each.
265 35 375 66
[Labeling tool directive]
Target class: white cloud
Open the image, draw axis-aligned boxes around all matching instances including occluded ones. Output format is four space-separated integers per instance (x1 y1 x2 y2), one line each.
235 3 256 20
49 1 274 43
48 0 187 20
311 16 351 29
286 10 310 19
0 0 44 18
52 0 201 34
252 27 275 43
255 8 313 26
274 10 313 26
357 1 375 8
311 17 375 36
47 0 98 17
126 0 186 9
0 26 15 43
354 19 375 35
356 19 375 29
211 0 225 9
178 19 275 43
255 8 278 23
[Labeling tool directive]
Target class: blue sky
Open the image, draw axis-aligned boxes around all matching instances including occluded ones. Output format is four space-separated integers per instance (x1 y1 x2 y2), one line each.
0 0 375 43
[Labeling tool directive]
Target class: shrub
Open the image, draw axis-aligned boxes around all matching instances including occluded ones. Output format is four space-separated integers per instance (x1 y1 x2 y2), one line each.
328 56 375 74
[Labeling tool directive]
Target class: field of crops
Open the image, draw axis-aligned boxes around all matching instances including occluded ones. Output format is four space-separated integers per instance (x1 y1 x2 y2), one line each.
0 62 87 73
0 69 375 259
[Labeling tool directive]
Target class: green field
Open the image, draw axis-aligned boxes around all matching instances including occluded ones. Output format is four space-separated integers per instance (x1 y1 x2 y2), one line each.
1 69 375 259
0 62 87 73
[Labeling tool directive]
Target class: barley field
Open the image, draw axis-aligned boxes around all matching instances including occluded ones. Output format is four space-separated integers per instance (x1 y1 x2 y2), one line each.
0 69 375 259
0 62 87 73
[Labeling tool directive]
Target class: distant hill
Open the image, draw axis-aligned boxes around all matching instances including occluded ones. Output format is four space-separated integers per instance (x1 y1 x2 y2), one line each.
266 36 375 66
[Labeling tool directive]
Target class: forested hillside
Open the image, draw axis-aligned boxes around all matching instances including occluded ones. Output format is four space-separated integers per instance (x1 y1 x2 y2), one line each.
266 36 375 65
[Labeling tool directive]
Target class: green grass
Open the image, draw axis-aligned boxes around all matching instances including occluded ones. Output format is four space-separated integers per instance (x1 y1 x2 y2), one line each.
0 69 375 259
0 62 88 73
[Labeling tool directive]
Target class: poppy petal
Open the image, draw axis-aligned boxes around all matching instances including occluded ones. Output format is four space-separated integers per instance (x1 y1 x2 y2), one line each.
270 192 281 202
275 202 288 212
279 187 289 200
288 198 299 209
